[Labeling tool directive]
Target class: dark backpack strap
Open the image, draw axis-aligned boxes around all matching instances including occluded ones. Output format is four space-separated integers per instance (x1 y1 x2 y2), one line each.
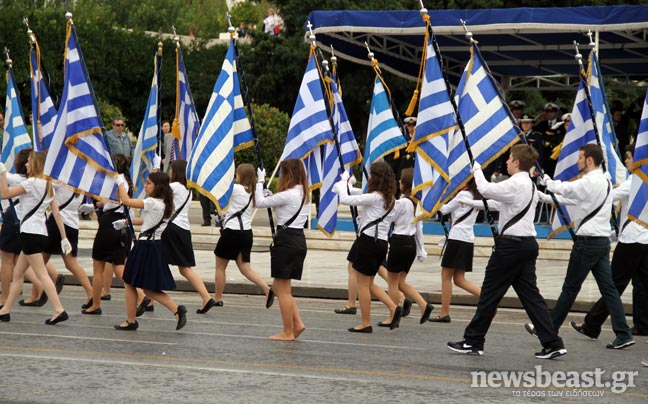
167 190 192 225
452 208 474 228
58 193 78 212
500 183 536 236
20 189 48 226
224 194 253 230
576 180 611 233
139 217 166 240
276 195 305 231
361 205 394 241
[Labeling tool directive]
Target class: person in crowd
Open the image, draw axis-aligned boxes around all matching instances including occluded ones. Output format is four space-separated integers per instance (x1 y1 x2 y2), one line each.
161 120 173 173
534 103 560 177
263 8 277 35
509 100 526 122
105 117 133 159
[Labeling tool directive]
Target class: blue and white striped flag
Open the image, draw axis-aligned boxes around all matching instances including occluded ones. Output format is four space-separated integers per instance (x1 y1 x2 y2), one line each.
2 64 32 173
305 147 323 191
44 19 117 201
280 51 332 162
410 36 456 218
442 44 519 202
28 33 58 152
363 77 407 192
187 40 254 214
172 47 201 161
318 80 362 236
130 54 160 199
627 89 648 229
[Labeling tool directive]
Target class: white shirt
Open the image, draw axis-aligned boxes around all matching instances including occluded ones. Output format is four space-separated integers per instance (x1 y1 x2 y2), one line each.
17 177 52 236
439 190 478 242
548 168 612 237
391 197 425 255
223 184 253 231
335 182 396 241
140 198 167 240
255 183 308 229
613 175 648 244
50 184 83 229
475 169 538 237
104 174 128 213
170 182 191 230
1 173 26 211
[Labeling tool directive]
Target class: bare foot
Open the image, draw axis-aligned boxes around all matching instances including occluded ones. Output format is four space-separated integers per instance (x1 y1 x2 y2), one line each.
269 332 295 341
294 326 306 339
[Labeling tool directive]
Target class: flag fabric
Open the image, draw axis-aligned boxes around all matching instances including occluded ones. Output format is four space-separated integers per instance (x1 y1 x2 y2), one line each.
2 65 32 173
28 33 58 152
305 147 323 191
442 44 519 203
363 77 407 192
280 50 332 162
318 79 362 236
172 46 201 161
130 54 160 199
627 89 648 228
186 40 254 214
410 35 457 218
44 19 117 201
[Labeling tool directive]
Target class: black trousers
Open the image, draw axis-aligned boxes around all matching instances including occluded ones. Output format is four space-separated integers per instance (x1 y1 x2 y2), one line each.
583 242 648 336
464 237 561 349
199 194 215 224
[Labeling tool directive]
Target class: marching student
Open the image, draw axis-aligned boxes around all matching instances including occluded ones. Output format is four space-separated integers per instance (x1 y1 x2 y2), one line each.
430 178 481 323
214 163 273 309
164 160 216 314
255 159 307 341
334 161 401 333
527 144 634 349
0 151 71 324
114 171 187 331
448 144 565 358
382 168 433 325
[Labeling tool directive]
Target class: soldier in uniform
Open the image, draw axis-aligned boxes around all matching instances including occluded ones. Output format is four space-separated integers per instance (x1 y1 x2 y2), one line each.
534 103 560 177
509 100 526 122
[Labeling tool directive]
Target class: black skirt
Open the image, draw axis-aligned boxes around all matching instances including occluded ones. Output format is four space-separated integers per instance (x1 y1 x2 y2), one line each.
44 215 79 256
385 234 416 273
441 239 474 272
0 207 21 254
214 228 253 263
122 239 176 291
92 210 131 265
270 228 306 280
347 234 388 277
163 223 196 267
20 233 48 255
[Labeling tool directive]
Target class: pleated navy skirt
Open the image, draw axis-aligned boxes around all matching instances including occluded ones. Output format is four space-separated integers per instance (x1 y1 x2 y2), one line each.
122 240 176 291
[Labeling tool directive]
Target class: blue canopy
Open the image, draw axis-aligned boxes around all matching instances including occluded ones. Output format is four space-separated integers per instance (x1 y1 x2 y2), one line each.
306 6 648 87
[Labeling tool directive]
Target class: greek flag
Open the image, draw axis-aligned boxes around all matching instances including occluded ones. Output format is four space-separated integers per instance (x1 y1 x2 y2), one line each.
363 77 406 192
2 64 32 173
130 54 160 199
280 51 332 162
44 19 117 201
305 147 323 191
187 40 254 214
318 80 362 236
627 89 648 229
410 36 456 218
28 34 58 151
588 51 626 185
442 44 519 202
172 47 201 160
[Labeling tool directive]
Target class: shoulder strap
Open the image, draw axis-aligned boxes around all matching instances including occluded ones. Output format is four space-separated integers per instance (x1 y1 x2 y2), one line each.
58 193 78 212
576 180 611 233
139 216 166 240
224 194 253 230
361 205 394 241
452 208 474 228
20 188 48 226
167 190 192 225
500 182 536 236
277 194 305 230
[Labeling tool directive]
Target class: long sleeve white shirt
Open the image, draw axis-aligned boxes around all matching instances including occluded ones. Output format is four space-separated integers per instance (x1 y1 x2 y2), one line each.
223 184 254 231
335 181 395 241
439 190 479 242
255 183 308 229
391 197 426 256
612 175 648 244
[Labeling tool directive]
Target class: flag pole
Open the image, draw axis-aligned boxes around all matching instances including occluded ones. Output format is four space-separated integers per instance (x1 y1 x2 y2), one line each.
227 14 276 236
156 39 163 158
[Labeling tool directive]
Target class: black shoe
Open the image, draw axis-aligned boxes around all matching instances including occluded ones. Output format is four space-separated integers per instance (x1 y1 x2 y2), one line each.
100 294 111 301
377 321 391 328
265 288 275 309
145 305 154 312
570 321 597 340
214 300 224 307
535 344 567 359
201 222 211 227
606 337 635 349
524 323 537 336
390 306 403 330
55 275 65 295
334 306 357 315
429 315 451 323
348 325 373 333
19 292 48 307
402 298 413 318
175 305 187 330
420 303 434 324
447 340 483 356
631 327 648 336
45 311 69 325
81 307 102 315
81 298 93 310
136 297 151 317
0 313 10 322
114 320 138 331
196 298 217 314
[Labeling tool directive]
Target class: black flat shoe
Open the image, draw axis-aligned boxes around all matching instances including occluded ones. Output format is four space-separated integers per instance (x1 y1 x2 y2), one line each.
196 298 217 314
114 320 138 331
377 321 391 328
334 306 357 315
390 306 403 330
81 307 102 315
348 325 373 333
214 300 224 307
136 297 151 317
55 274 65 295
145 305 154 312
265 288 275 309
429 315 451 323
19 292 48 307
45 311 69 325
402 298 413 318
175 305 187 330
100 294 111 301
420 303 434 324
0 313 10 322
81 298 93 309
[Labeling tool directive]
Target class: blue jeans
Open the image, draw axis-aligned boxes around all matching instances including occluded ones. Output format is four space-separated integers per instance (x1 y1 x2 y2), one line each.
551 237 631 340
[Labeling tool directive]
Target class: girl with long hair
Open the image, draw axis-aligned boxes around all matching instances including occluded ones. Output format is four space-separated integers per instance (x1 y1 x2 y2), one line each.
255 159 308 340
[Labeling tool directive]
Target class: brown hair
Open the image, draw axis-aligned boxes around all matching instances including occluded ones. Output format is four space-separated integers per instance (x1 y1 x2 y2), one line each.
147 172 173 218
113 154 133 197
509 144 539 172
15 148 31 175
277 159 310 202
236 163 256 206
169 160 187 186
28 151 53 196
367 161 396 210
466 178 482 200
580 143 604 166
399 167 413 198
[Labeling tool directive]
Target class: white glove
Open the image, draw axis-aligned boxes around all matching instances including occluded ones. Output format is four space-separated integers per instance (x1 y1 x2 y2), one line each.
348 175 357 186
79 203 95 214
257 168 266 183
0 162 6 174
116 175 126 186
263 188 273 197
545 178 558 192
538 174 551 187
471 161 481 173
417 250 427 262
61 238 73 255
153 154 161 170
112 219 127 230
340 170 350 183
